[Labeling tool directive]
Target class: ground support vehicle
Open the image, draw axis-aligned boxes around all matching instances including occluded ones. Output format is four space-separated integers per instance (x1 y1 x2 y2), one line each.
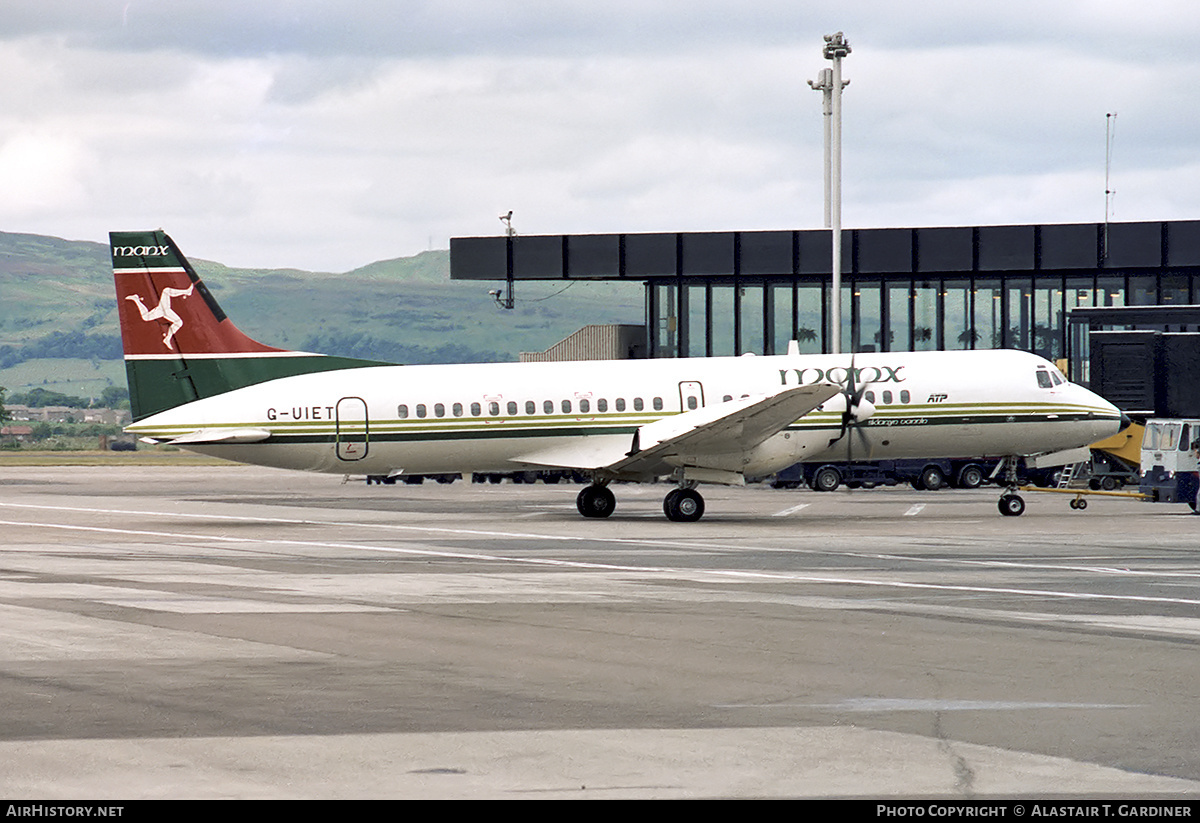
771 458 989 493
1138 418 1200 511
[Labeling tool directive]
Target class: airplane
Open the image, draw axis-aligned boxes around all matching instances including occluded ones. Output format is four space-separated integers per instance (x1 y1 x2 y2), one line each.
112 230 1124 521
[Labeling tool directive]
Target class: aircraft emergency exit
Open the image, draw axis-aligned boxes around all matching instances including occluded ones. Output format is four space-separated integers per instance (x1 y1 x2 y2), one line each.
112 231 1123 520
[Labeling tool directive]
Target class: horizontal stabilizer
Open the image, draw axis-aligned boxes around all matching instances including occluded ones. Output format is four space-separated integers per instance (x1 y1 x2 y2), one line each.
164 428 273 445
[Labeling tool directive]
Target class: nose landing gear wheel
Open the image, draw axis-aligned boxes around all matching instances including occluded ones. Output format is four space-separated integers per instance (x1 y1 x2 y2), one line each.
998 493 1026 517
576 485 616 518
663 488 705 522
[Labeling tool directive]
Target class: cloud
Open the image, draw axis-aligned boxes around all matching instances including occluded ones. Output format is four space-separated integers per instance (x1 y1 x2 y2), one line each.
1 1 1199 270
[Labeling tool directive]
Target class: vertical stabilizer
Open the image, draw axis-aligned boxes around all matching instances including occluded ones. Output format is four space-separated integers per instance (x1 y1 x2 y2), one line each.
112 230 387 420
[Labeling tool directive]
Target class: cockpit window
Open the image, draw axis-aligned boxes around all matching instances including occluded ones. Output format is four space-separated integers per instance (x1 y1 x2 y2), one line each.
1036 370 1053 389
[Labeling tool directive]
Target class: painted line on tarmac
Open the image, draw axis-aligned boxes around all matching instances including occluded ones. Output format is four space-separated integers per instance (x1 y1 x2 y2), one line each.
3 505 1200 609
904 503 926 516
772 503 810 517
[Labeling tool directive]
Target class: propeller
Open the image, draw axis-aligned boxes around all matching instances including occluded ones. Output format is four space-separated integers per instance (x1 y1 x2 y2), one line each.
827 355 877 464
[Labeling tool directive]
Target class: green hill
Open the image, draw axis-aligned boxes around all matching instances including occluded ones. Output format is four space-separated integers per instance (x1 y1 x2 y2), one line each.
0 231 643 397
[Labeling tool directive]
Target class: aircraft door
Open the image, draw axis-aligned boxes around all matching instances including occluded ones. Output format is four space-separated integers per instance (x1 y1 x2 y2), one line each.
679 381 705 412
335 396 369 461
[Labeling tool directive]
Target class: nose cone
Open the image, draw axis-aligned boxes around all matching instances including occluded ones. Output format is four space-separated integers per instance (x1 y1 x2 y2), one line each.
1080 385 1124 441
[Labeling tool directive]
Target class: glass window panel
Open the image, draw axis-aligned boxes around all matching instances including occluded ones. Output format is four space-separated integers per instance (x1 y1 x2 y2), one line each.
1128 274 1156 306
795 283 823 353
738 283 764 355
1098 275 1125 307
854 279 882 353
1034 278 1064 359
654 282 678 357
885 281 911 351
972 279 1001 349
710 286 735 357
771 283 795 355
1161 274 1188 304
943 279 972 349
912 280 938 351
1005 278 1032 350
687 284 707 357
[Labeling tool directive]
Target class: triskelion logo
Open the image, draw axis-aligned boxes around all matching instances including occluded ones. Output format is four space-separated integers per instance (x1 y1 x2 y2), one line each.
125 285 195 350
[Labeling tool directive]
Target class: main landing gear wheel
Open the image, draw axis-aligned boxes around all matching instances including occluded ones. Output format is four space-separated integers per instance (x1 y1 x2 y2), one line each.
576 485 616 518
663 488 705 522
1069 497 1088 510
998 493 1026 517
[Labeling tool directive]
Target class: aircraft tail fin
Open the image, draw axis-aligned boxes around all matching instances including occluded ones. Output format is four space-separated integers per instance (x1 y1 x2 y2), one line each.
112 230 387 420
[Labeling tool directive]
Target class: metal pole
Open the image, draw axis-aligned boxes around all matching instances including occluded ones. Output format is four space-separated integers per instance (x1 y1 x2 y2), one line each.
822 32 850 354
808 68 833 229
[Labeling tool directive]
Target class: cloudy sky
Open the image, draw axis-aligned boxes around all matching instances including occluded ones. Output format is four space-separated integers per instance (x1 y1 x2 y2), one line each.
3 1 1200 271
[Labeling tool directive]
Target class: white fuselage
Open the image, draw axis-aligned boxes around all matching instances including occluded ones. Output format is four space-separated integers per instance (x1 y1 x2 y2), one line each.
128 348 1122 481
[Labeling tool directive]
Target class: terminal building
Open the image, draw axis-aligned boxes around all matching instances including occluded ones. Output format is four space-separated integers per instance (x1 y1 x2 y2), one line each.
451 219 1200 416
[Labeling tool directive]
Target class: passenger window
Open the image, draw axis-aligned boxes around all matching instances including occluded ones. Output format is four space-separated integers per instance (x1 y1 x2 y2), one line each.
507 401 517 415
883 391 892 404
416 404 427 418
453 403 463 417
634 398 644 411
544 400 554 414
653 397 663 411
900 390 910 403
597 398 608 412
398 405 409 419
525 400 535 415
616 398 626 411
579 399 590 413
562 399 572 414
489 402 500 416
470 402 481 416
434 403 445 418
687 396 698 410
865 391 875 404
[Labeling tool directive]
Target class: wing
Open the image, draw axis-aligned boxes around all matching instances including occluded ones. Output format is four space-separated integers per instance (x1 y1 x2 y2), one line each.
512 383 841 477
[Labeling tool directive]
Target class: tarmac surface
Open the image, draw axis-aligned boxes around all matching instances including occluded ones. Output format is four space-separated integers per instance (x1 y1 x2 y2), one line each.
1 464 1198 799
